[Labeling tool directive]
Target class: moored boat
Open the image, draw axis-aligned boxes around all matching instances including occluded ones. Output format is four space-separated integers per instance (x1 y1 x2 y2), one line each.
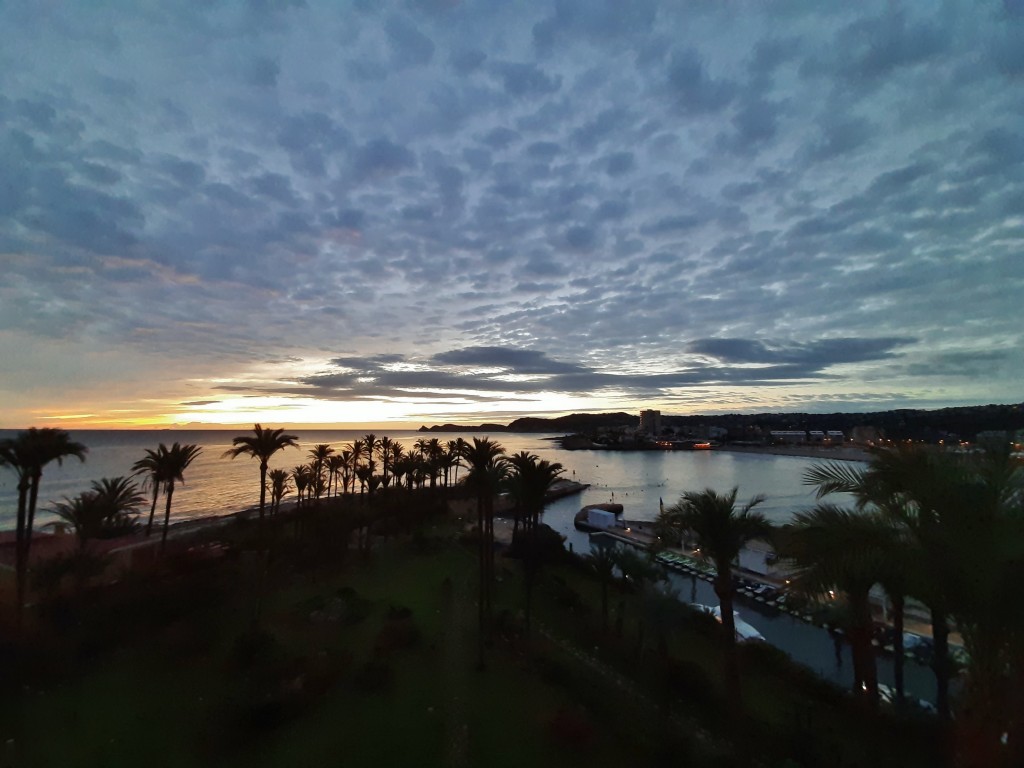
573 502 625 532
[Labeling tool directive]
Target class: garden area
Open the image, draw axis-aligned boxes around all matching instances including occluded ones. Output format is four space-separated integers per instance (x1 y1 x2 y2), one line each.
0 488 947 768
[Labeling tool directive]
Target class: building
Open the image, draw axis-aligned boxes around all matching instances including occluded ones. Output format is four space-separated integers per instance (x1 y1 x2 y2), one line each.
769 430 806 445
639 409 662 435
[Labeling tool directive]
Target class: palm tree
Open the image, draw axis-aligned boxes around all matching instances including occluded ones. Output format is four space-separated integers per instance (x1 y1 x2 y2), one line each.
377 436 393 488
346 449 359 495
803 459 917 705
325 454 345 497
132 448 166 537
664 487 772 712
506 452 564 640
291 464 312 508
307 444 334 500
362 433 378 473
154 443 202 552
267 468 292 515
53 476 145 548
223 424 299 530
459 437 507 665
388 440 405 488
778 504 900 705
587 538 619 635
0 428 87 620
446 439 464 487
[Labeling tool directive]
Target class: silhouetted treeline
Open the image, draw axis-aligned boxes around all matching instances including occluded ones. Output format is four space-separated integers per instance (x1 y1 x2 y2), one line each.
421 403 1024 443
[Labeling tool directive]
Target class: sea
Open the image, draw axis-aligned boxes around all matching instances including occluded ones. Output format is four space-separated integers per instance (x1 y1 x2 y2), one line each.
0 429 836 536
1 428 942 702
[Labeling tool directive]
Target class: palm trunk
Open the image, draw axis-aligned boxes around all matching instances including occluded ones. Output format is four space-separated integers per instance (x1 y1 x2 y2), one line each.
891 593 905 706
848 590 878 705
26 471 42 563
715 574 742 712
145 483 160 536
932 609 952 722
477 493 486 668
258 462 268 544
160 480 176 552
14 479 29 625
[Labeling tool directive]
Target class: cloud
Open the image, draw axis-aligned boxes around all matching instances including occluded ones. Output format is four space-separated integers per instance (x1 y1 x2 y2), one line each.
686 337 915 367
1 2 1022 426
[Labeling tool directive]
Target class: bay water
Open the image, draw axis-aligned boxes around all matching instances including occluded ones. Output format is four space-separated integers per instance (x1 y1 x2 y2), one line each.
0 429 830 533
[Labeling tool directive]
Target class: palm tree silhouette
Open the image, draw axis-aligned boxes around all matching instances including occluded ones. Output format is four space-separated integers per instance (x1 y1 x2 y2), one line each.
53 476 146 548
506 451 563 642
0 427 87 621
459 437 507 666
224 424 299 530
132 447 166 536
779 504 899 705
307 444 334 500
665 487 772 714
291 464 312 508
153 443 202 552
267 468 292 514
803 458 916 705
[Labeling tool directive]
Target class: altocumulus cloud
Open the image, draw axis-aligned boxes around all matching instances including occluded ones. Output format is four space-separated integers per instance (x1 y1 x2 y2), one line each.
0 0 1022 425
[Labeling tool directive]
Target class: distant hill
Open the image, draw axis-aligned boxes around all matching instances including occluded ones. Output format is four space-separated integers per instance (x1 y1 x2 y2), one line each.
418 412 637 433
419 403 1024 442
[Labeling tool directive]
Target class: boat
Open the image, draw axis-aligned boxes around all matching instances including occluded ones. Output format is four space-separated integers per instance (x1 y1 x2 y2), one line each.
690 604 765 643
573 502 625 532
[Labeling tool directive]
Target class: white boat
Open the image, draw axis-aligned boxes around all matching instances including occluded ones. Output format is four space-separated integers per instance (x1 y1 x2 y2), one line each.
691 604 765 643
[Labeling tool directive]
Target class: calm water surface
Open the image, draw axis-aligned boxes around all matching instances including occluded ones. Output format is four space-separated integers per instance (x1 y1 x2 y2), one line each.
0 429 831 530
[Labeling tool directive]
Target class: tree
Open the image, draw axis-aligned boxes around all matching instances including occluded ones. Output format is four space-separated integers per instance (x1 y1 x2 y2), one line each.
505 452 564 642
586 537 619 635
446 439 465 487
154 443 202 552
459 437 507 666
307 444 334 500
803 459 916 705
291 464 312 508
0 428 87 621
325 454 345 497
132 448 166 537
377 436 393 488
663 487 772 713
267 468 292 515
778 504 899 705
52 476 145 549
223 425 299 532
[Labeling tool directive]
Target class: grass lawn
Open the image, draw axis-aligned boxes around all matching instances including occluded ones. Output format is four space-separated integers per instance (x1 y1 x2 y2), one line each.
2 528 647 768
0 514 945 767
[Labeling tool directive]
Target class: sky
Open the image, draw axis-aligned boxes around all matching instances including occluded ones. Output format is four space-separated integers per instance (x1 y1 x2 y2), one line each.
1 1 1022 429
